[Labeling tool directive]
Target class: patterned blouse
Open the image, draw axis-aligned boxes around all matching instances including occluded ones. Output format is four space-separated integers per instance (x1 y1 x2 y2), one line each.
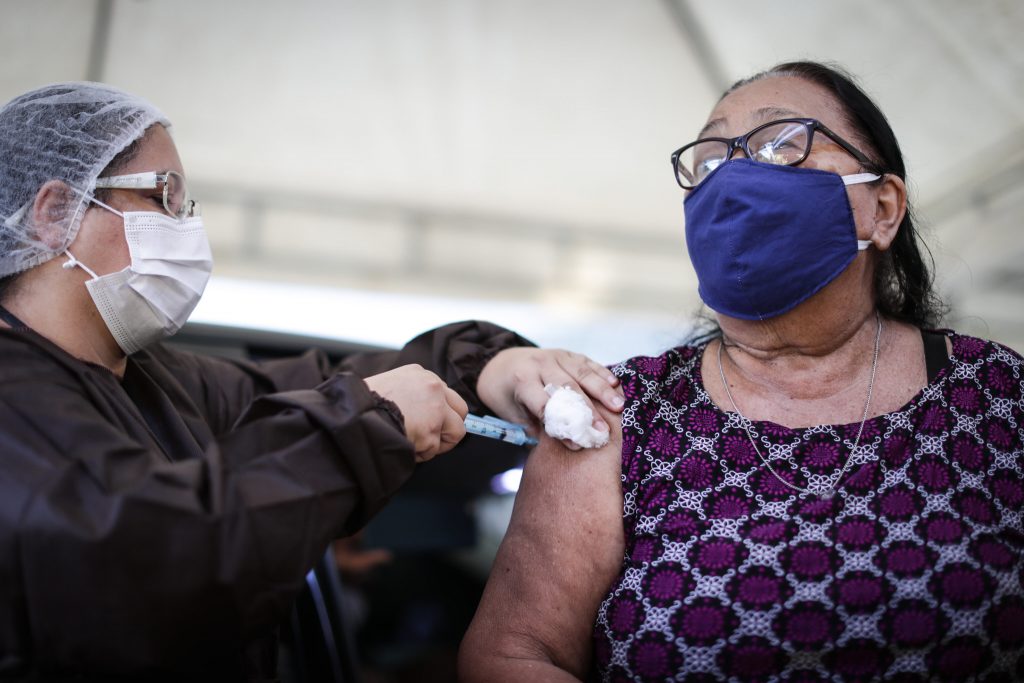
593 332 1023 682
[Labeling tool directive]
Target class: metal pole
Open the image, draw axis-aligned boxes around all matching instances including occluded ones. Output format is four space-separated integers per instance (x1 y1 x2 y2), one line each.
660 0 730 95
86 0 114 82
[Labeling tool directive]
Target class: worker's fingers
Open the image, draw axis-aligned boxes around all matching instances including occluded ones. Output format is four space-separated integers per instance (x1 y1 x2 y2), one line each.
533 351 623 431
434 392 468 456
414 431 442 463
512 371 554 425
444 386 469 419
561 356 624 413
474 348 622 448
367 365 471 463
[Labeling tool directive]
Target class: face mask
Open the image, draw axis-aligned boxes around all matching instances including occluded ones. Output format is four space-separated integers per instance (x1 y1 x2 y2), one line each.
63 198 213 354
683 158 880 321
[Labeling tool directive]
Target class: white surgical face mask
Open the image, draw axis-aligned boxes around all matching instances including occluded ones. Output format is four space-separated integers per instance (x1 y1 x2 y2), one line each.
64 197 213 355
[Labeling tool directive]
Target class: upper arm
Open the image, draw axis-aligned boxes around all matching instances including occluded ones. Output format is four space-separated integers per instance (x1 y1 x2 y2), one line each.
460 408 625 682
144 344 335 433
336 320 533 410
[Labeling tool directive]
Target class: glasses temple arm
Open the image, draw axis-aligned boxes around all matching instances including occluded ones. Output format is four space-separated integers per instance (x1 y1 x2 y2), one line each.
93 171 159 190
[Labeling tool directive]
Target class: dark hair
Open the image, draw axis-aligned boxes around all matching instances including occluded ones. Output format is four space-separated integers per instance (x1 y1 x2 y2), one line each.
724 60 946 329
0 134 145 303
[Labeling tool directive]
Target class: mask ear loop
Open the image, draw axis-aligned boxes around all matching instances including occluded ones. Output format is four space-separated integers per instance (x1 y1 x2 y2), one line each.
843 173 882 252
87 194 125 218
842 173 882 186
62 250 101 279
60 188 125 280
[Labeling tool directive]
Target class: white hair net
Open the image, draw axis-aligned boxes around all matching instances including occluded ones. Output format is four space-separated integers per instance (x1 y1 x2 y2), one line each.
0 82 169 277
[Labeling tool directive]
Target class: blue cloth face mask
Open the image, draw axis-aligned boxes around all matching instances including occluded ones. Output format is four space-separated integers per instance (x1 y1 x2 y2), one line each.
683 158 880 321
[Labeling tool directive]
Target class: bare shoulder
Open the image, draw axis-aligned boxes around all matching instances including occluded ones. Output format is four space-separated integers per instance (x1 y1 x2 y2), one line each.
459 408 625 682
500 410 625 575
515 407 624 525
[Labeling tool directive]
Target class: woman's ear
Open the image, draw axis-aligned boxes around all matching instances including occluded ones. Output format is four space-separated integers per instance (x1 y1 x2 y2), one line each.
31 180 76 249
868 174 907 252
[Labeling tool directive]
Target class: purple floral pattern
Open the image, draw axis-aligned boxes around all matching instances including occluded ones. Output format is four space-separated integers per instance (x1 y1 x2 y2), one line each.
881 599 948 648
706 486 755 520
729 565 792 610
773 601 843 651
829 570 893 614
594 333 1024 681
672 597 737 646
677 451 721 490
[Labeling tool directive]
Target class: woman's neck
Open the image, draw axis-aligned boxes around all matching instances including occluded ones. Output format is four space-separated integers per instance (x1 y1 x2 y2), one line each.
705 301 929 429
717 305 879 402
2 262 127 377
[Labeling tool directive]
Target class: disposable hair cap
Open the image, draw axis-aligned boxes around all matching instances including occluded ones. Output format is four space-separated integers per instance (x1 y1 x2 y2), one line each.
0 82 169 277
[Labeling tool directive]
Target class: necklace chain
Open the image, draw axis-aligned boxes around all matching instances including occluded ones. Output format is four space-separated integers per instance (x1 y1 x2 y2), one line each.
716 313 882 499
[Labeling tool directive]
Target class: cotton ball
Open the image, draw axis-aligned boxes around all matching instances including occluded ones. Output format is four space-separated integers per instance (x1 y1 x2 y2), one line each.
542 384 609 449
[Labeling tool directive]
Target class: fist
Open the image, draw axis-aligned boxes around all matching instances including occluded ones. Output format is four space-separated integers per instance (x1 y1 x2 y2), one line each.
365 364 468 462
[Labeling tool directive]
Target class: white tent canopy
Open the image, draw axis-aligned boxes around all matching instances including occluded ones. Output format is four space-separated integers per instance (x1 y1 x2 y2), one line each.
2 0 1021 358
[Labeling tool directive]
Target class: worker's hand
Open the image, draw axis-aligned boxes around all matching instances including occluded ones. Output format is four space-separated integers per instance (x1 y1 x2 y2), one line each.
476 348 623 449
365 364 468 463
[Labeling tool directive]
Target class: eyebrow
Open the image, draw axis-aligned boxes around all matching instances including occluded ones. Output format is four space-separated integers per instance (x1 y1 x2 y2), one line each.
698 106 806 139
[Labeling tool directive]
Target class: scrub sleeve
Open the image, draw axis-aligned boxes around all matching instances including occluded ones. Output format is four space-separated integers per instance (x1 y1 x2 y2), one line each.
0 320 532 679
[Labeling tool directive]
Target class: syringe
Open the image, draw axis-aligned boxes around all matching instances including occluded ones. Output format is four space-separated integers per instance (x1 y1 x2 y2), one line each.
464 414 538 447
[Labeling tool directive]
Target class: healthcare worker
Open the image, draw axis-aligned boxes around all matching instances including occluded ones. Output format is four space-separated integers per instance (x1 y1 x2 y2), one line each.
0 82 622 680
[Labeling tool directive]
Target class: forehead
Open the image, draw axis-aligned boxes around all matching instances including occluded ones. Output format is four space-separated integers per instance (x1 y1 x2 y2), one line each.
118 124 185 176
700 75 852 139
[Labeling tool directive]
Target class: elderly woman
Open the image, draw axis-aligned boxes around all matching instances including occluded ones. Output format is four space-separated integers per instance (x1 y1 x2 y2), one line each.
461 61 1024 682
0 82 622 680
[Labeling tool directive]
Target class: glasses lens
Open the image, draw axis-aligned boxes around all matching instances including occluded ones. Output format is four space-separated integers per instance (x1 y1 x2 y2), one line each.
747 121 809 166
161 171 191 218
676 140 730 188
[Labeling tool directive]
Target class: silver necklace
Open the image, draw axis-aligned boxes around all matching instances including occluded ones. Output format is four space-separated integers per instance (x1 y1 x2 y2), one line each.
716 313 882 499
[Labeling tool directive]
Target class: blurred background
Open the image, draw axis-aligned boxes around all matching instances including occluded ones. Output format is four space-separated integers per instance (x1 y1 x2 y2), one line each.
2 0 1021 361
3 1 1022 681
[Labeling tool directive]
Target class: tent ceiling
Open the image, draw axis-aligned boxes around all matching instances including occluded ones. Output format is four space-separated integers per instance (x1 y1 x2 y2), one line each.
2 0 1021 351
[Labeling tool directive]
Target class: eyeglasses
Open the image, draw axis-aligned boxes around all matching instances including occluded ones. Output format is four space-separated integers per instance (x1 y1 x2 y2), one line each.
94 170 200 218
671 118 878 190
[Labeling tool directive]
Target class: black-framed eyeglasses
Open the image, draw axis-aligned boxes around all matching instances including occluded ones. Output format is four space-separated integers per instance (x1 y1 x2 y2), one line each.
670 118 879 190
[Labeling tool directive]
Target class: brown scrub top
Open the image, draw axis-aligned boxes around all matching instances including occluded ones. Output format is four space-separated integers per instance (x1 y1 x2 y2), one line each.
0 319 530 680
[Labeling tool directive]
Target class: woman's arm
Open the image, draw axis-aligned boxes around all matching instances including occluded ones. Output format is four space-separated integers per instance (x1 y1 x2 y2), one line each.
459 407 625 682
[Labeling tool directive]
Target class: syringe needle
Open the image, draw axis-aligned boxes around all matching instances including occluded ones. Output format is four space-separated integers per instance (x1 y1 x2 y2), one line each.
464 414 538 447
